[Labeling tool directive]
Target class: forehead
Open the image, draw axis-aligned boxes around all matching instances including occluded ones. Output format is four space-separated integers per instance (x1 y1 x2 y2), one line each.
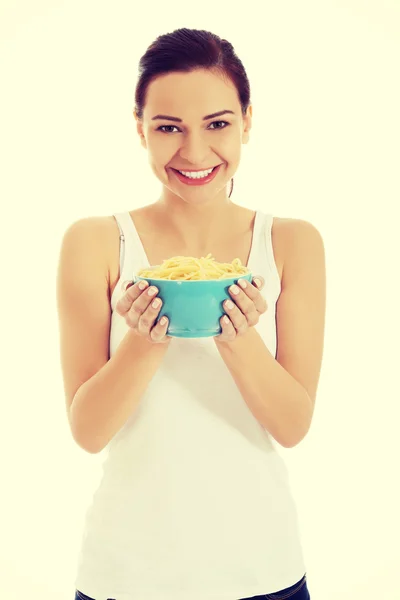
143 69 239 118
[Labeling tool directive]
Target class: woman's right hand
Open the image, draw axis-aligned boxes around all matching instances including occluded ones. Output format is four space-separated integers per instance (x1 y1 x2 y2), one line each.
115 280 170 344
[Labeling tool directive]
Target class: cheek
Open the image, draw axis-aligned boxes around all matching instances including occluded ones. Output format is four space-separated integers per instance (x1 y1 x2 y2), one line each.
219 135 241 161
148 151 170 173
148 139 177 166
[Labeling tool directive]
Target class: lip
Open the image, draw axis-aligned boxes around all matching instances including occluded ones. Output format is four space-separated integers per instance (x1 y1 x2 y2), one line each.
172 163 222 186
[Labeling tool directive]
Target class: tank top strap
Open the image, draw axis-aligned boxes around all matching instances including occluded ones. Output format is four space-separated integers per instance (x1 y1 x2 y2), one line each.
110 212 150 311
112 212 149 277
246 210 280 296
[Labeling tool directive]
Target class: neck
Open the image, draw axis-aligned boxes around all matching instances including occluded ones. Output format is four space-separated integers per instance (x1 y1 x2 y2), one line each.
153 193 239 250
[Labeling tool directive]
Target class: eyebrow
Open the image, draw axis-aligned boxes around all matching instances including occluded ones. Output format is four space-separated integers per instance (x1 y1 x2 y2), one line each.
151 109 235 122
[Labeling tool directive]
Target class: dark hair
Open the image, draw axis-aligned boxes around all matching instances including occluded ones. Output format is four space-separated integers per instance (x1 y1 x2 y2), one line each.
134 28 251 199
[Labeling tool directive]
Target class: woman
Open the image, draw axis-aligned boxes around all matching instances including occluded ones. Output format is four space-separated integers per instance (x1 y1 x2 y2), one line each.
57 27 326 600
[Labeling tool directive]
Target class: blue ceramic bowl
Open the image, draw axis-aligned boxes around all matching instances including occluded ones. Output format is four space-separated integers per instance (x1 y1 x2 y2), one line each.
134 271 253 338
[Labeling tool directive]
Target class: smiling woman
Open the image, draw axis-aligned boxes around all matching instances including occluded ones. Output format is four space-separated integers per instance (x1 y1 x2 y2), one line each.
133 35 251 200
56 26 319 600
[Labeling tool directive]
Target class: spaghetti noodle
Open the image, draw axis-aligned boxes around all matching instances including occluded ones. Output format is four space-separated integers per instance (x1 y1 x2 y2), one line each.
136 254 249 281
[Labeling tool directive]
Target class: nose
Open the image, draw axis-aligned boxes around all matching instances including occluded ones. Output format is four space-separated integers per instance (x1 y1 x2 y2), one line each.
178 132 214 166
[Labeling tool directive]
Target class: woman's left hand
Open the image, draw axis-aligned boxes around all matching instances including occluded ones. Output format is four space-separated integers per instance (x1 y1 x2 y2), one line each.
215 276 268 343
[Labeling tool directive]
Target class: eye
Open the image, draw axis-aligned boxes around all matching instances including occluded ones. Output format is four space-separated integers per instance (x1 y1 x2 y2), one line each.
157 120 230 134
157 125 179 134
209 120 229 130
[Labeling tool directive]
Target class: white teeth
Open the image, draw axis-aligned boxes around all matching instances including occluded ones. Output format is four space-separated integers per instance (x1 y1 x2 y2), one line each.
178 167 214 179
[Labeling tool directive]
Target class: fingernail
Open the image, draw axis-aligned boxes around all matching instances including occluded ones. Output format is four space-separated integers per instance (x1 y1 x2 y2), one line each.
230 285 240 295
238 279 247 288
138 281 148 290
254 278 261 288
226 300 234 310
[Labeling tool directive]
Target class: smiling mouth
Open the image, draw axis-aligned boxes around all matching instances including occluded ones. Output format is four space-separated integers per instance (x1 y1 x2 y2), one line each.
171 164 223 184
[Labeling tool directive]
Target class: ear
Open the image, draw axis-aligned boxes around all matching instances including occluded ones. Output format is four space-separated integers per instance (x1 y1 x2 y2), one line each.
242 105 252 145
133 111 147 149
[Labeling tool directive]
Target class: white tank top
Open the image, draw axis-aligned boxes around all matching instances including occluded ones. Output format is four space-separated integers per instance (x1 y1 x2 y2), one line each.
74 209 307 600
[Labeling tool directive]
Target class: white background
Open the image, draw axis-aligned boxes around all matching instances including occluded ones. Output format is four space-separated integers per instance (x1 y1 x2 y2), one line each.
1 1 399 599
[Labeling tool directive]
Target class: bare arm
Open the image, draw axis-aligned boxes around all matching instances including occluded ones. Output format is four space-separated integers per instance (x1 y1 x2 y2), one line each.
70 328 169 453
56 217 169 454
214 220 326 448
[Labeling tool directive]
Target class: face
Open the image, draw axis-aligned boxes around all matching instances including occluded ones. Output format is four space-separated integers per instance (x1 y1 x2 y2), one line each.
134 68 252 205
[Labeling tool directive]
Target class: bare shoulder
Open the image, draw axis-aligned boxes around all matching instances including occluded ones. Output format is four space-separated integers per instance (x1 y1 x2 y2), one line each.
60 216 113 263
274 216 323 241
279 216 323 237
277 216 323 239
275 217 325 284
61 215 122 297
64 214 115 240
282 217 324 250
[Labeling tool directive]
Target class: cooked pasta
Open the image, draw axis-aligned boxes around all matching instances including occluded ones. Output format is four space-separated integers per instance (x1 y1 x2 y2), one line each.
137 254 249 280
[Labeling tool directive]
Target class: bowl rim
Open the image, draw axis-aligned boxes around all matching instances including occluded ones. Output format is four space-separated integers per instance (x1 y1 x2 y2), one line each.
134 272 252 283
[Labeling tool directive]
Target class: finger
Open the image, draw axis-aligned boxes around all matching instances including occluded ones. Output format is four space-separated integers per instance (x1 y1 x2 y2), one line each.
137 296 163 336
228 285 260 323
236 278 268 315
125 285 159 323
123 285 159 329
217 315 236 342
115 280 150 315
252 276 265 290
224 298 248 335
150 316 170 343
